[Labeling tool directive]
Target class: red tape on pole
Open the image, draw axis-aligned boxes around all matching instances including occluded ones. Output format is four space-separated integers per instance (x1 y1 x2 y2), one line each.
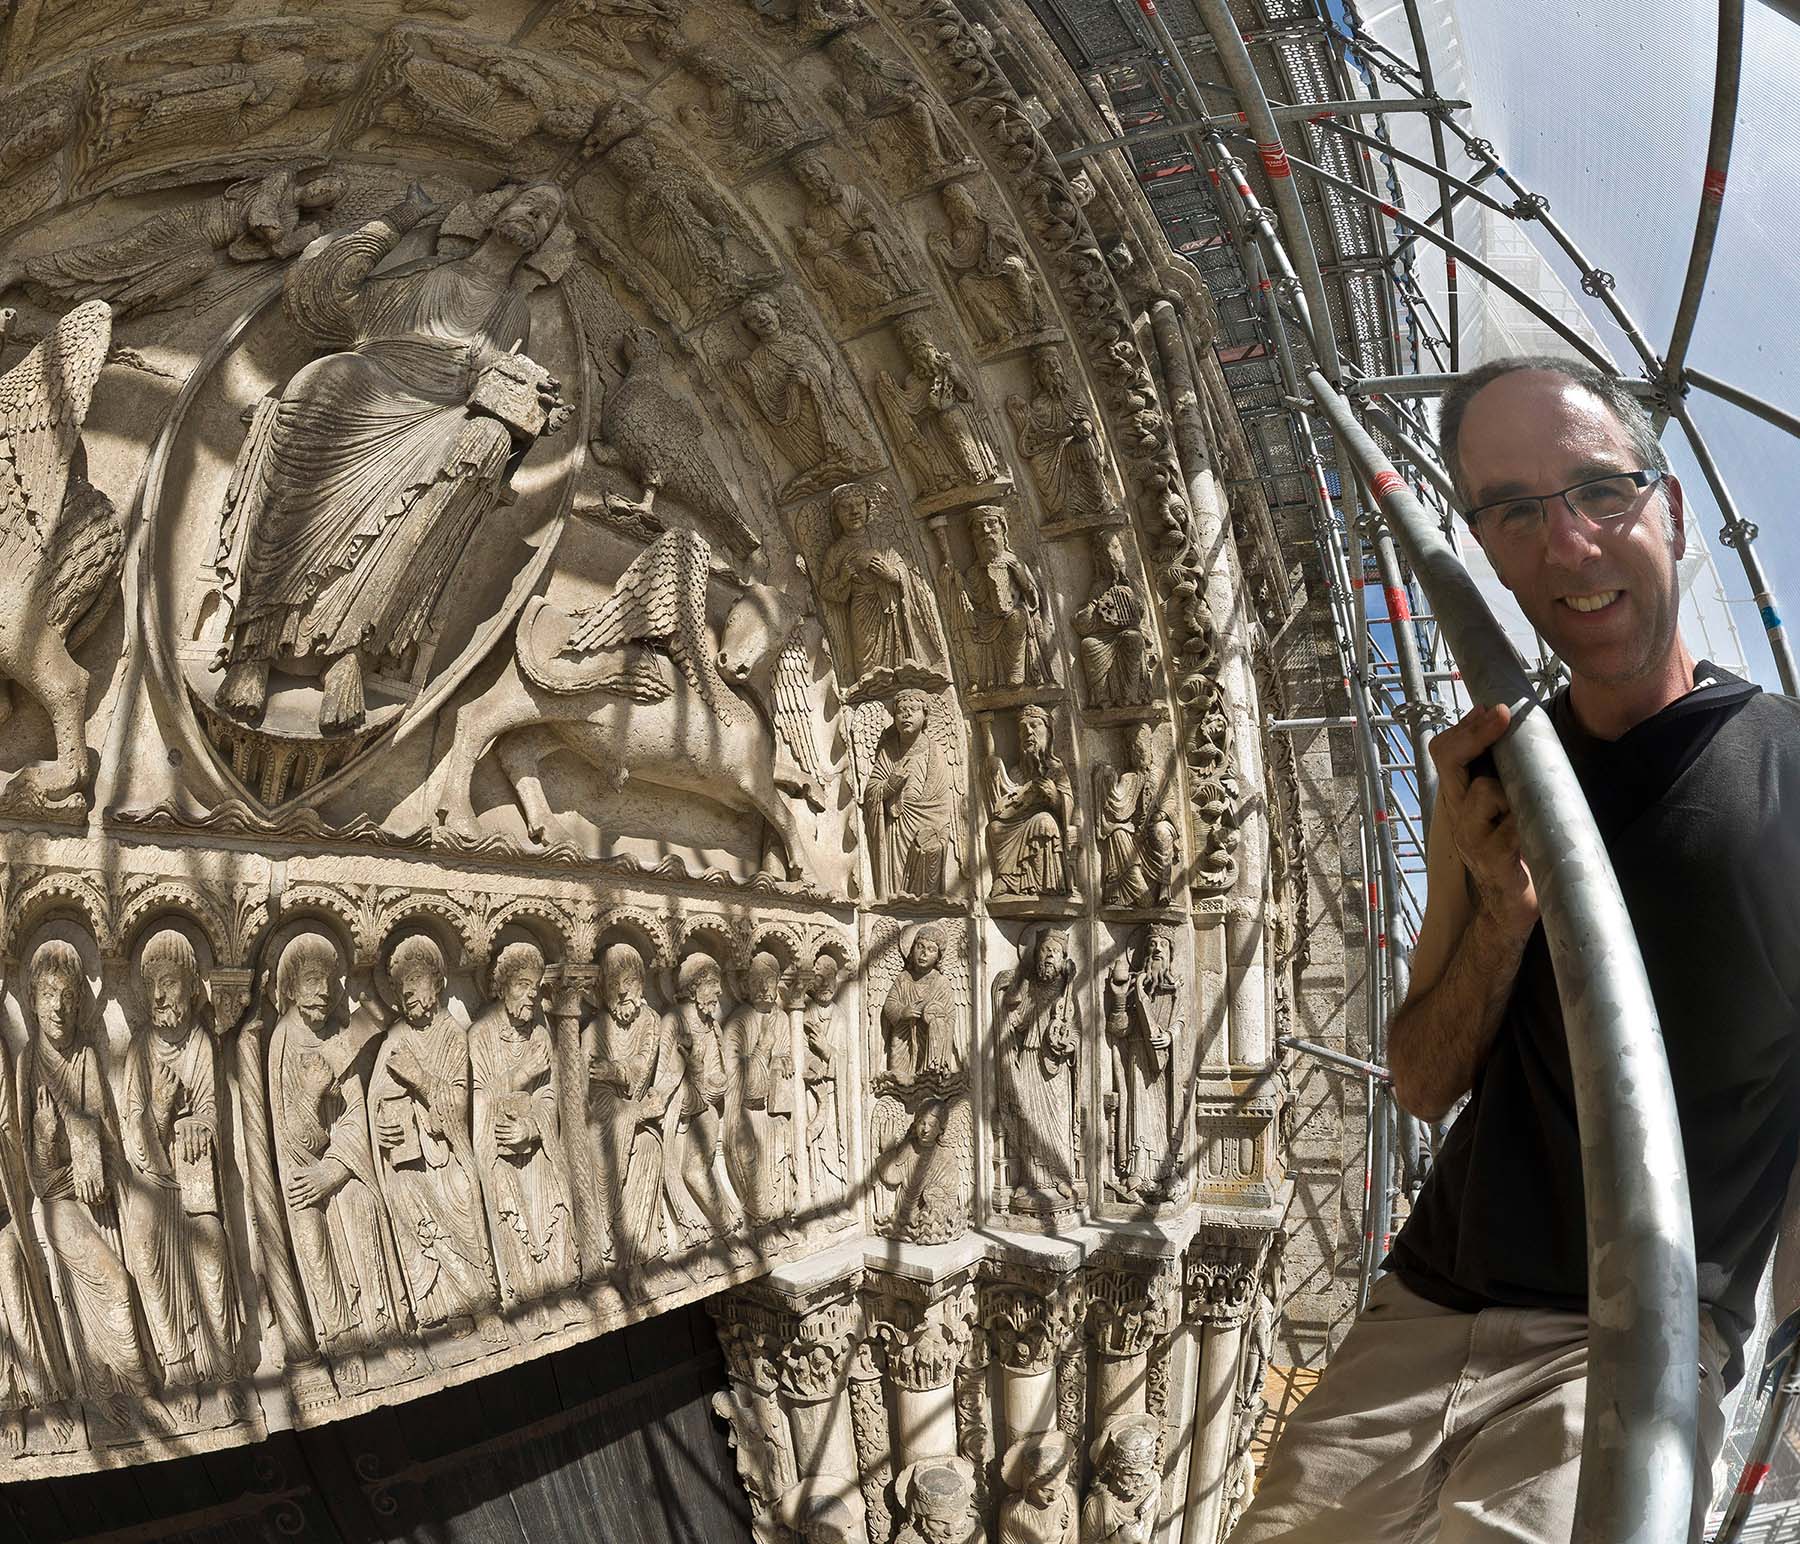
1703 167 1728 204
1257 141 1292 179
1385 585 1411 622
1370 470 1405 501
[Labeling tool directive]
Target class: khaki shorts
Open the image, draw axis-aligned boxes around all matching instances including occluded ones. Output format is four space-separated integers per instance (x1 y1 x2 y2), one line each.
1227 1273 1729 1544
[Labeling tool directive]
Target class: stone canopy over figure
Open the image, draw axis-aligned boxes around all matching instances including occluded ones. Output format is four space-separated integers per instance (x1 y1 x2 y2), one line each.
119 928 240 1414
212 180 572 736
863 690 962 899
368 934 502 1342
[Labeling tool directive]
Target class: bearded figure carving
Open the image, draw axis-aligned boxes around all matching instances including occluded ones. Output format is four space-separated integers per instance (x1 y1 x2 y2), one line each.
469 941 580 1319
268 931 406 1377
368 935 502 1343
118 929 241 1415
722 953 796 1234
211 181 572 736
994 926 1080 1220
1103 926 1186 1202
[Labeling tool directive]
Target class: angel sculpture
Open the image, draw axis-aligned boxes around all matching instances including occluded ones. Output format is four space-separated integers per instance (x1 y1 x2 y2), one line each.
418 529 830 879
871 1094 974 1244
0 300 124 810
590 326 763 559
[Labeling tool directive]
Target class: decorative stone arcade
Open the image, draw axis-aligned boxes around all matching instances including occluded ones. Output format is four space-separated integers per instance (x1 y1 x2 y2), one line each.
0 0 1309 1540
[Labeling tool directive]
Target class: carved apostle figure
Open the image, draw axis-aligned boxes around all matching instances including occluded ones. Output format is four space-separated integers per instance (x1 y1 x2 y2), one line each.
368 936 501 1341
878 319 1004 497
0 166 344 318
19 940 155 1419
1082 1417 1161 1544
1104 926 1185 1200
929 183 1048 346
0 1033 71 1451
213 181 571 734
1075 532 1155 708
995 927 1079 1213
790 152 919 325
817 483 944 687
954 507 1056 692
880 925 961 1084
802 953 850 1212
119 928 240 1414
731 293 874 497
722 953 796 1233
662 955 750 1257
269 931 406 1371
864 691 961 899
585 942 683 1290
998 1432 1078 1544
469 942 580 1315
1005 349 1120 529
895 1457 984 1544
1097 726 1180 909
985 706 1077 899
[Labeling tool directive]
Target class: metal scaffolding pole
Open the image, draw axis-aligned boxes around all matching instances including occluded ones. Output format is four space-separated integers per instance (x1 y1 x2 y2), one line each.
1056 96 1469 162
1663 1 1745 413
1309 368 1698 1544
1181 0 1343 381
1712 1352 1800 1542
1686 365 1800 444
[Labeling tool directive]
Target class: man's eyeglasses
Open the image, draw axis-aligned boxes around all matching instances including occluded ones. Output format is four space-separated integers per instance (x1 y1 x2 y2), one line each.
1465 470 1665 543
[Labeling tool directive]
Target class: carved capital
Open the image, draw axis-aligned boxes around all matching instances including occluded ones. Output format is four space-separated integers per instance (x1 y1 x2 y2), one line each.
977 1262 1082 1375
1183 1241 1260 1327
868 1276 976 1393
1085 1254 1178 1360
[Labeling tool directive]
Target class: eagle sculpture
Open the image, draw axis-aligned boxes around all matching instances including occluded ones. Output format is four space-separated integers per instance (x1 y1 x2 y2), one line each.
0 300 122 809
590 325 764 560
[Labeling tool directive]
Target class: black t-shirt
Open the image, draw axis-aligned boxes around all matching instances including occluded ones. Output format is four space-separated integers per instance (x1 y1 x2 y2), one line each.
1387 666 1800 1385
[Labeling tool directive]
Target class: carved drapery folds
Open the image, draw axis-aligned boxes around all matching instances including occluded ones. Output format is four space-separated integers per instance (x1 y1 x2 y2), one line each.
0 0 1286 1490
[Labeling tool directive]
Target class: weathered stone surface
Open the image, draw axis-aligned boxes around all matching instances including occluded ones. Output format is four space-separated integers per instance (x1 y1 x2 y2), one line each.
0 2 1325 1527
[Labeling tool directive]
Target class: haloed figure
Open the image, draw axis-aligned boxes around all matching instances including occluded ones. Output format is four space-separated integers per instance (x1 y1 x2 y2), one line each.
119 928 240 1414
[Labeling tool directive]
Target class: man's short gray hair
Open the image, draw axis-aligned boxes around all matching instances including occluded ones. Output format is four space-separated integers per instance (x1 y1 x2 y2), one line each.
1438 356 1669 520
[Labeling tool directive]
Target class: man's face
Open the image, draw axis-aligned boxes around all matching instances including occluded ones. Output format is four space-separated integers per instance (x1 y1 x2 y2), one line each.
398 965 440 1026
295 963 332 1029
694 980 721 1021
33 972 77 1047
146 961 194 1036
750 972 779 1011
1460 372 1684 691
1021 716 1047 759
1036 936 1066 978
810 963 836 1004
503 969 541 1027
1146 936 1172 976
975 517 1005 558
607 974 643 1025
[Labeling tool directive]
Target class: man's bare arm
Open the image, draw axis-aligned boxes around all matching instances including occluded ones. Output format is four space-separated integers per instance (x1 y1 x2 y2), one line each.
1388 704 1539 1122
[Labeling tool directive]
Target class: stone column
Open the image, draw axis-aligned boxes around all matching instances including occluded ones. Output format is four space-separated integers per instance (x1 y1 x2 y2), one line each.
1181 1233 1268 1544
978 1258 1083 1454
867 1267 977 1468
710 1291 798 1540
771 1280 865 1536
1086 1252 1180 1436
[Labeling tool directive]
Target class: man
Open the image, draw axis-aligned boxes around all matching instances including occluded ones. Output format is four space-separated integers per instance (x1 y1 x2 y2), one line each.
1230 357 1800 1543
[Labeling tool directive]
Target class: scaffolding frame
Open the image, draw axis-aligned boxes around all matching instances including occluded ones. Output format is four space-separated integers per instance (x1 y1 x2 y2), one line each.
1024 0 1800 1535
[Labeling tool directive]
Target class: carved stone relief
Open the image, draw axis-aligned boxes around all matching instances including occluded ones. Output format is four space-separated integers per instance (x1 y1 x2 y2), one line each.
0 0 1286 1487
